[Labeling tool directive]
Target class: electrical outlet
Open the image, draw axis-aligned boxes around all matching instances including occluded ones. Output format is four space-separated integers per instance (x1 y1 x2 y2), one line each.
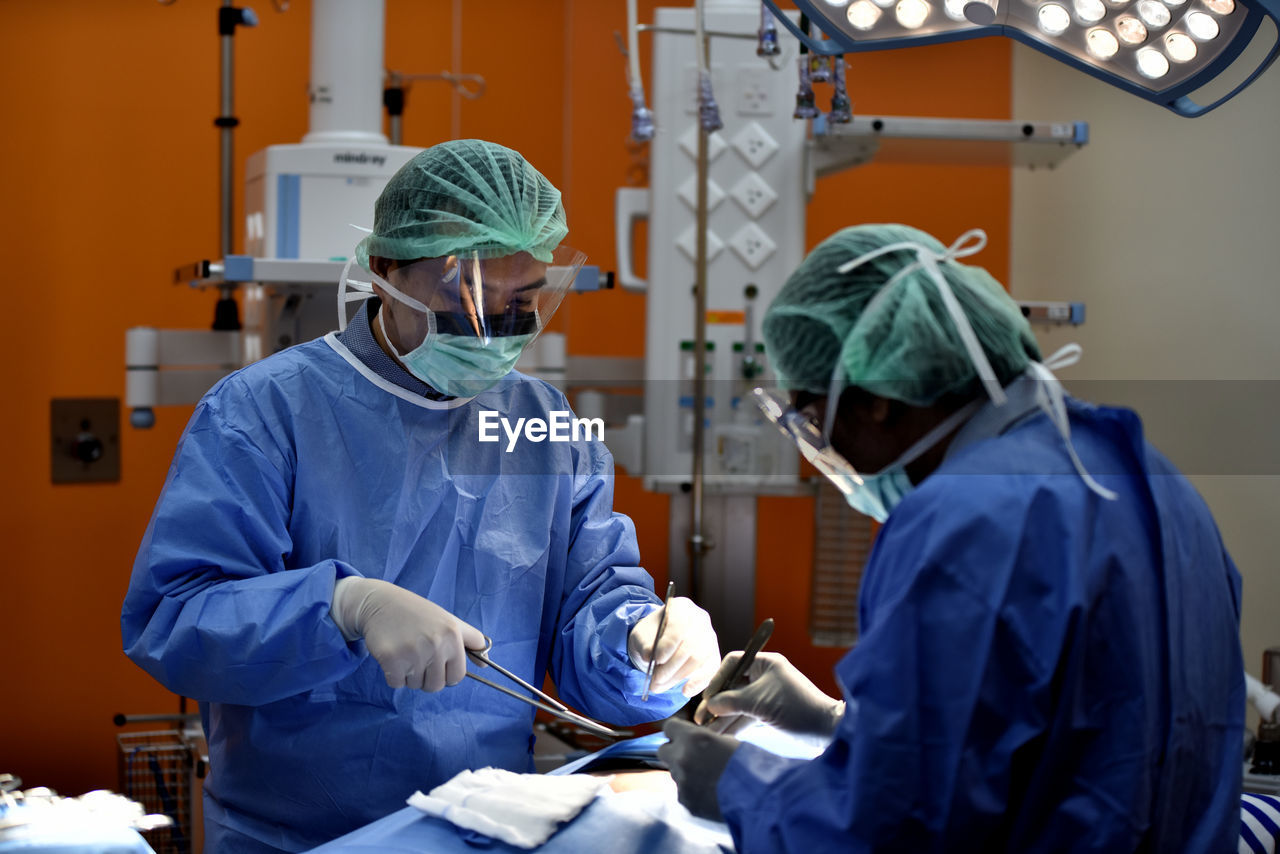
730 121 779 168
729 223 777 270
676 225 726 262
730 173 779 218
736 66 774 116
678 174 726 212
50 397 120 484
679 124 728 162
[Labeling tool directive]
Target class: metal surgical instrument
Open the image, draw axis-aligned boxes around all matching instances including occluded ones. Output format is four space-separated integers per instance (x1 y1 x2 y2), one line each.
705 617 775 734
465 637 625 740
642 581 676 701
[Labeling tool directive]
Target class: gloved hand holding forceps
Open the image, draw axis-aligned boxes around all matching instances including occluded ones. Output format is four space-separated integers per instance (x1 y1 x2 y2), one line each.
627 595 721 698
331 576 487 692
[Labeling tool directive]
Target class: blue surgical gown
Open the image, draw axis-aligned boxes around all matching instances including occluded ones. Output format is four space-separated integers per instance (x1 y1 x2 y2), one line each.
121 309 684 853
718 393 1245 853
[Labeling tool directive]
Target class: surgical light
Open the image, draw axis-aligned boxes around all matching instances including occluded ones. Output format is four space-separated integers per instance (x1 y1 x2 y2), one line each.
763 0 1280 115
1138 0 1172 27
1088 26 1123 55
1039 4 1072 35
897 0 933 27
849 0 885 28
1188 10 1222 36
1075 0 1108 23
1137 44 1173 72
1166 30 1200 57
1117 16 1150 44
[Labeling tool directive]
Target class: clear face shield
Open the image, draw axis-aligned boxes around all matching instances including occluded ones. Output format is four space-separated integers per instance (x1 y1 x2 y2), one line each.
339 245 586 396
751 386 864 499
376 245 586 350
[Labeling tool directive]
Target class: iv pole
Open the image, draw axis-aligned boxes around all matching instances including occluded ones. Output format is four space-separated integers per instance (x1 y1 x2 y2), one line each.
689 0 723 603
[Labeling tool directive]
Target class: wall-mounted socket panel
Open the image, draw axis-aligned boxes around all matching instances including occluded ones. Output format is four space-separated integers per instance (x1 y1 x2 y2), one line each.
51 397 120 484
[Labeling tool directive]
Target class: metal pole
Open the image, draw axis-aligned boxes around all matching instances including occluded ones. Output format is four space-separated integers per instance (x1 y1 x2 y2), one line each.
218 0 236 262
689 30 712 602
214 3 255 330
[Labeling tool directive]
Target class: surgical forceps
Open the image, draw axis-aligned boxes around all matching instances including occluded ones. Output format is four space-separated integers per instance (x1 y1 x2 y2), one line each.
465 637 625 740
642 581 676 701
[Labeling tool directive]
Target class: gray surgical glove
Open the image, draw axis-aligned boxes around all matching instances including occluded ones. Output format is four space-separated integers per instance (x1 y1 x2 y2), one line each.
331 577 487 692
693 651 844 738
658 719 739 821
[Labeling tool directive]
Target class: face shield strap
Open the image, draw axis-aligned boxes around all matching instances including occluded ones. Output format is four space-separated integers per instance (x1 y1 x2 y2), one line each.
821 355 982 477
338 225 376 332
889 398 985 474
1029 344 1119 501
337 257 373 332
836 229 1008 410
824 361 847 443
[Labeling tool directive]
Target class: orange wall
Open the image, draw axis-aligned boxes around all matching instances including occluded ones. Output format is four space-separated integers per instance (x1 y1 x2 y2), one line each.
0 0 1009 797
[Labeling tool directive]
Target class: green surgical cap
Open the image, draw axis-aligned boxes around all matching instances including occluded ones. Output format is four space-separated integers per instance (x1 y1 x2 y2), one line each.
762 224 1041 406
355 139 568 267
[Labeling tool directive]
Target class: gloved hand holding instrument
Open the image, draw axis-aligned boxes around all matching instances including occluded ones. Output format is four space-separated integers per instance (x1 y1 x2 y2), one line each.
331 577 487 692
333 577 624 739
658 617 778 822
694 618 845 738
628 582 721 699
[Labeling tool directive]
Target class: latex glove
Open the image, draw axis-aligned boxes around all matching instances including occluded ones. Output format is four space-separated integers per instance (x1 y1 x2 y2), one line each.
657 719 739 821
331 577 487 692
627 597 720 698
693 651 844 738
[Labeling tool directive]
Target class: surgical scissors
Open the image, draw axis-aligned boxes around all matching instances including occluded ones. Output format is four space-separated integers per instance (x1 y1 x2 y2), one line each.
465 637 625 740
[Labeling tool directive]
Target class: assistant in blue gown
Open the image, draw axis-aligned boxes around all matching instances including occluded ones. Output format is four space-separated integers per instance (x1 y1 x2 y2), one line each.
716 380 1245 853
121 300 686 853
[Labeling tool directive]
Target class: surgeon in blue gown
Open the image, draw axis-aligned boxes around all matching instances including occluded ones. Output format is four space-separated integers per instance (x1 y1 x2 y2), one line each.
121 139 720 854
659 224 1245 853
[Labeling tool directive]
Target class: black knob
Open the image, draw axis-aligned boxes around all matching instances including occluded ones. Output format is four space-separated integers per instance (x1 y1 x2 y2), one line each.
72 431 103 464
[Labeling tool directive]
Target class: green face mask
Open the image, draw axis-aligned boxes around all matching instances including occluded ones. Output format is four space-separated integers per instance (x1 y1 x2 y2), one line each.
353 261 541 398
388 327 536 398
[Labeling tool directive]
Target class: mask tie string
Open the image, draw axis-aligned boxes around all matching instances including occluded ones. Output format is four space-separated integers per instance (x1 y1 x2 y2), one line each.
1029 343 1118 500
825 229 1005 441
